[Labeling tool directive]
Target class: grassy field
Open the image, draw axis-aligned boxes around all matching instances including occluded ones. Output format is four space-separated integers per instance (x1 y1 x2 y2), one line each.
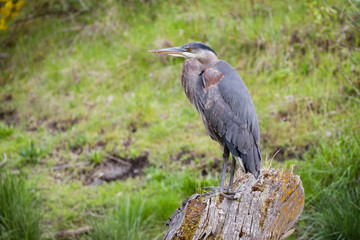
0 0 359 239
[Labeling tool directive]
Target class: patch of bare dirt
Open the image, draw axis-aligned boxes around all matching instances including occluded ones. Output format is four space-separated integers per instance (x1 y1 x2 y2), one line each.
70 145 83 155
168 147 222 177
0 107 17 124
169 148 206 165
290 30 301 44
261 130 313 162
122 137 132 148
47 118 81 132
268 145 310 162
126 121 149 134
0 108 15 120
2 93 12 102
26 117 47 131
128 121 137 133
85 152 149 185
200 157 221 177
276 97 324 122
93 140 107 149
169 147 222 177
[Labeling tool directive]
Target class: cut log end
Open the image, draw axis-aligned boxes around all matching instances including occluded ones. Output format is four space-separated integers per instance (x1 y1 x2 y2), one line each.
164 168 305 240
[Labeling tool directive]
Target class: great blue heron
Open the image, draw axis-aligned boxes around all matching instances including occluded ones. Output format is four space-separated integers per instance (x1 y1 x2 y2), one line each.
149 42 261 196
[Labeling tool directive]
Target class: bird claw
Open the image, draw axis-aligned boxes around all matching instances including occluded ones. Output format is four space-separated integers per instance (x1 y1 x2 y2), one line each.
201 186 236 200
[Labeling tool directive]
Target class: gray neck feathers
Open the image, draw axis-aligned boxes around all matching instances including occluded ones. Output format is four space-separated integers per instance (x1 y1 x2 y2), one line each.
181 59 202 105
181 55 219 105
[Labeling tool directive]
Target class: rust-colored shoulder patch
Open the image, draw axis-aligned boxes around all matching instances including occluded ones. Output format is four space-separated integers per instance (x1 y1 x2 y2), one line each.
202 69 224 88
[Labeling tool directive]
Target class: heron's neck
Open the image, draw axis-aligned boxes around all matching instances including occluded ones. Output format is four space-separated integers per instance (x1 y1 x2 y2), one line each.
181 59 203 105
198 52 218 70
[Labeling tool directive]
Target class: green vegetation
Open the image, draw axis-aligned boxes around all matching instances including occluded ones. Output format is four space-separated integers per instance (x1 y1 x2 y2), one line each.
0 0 359 239
302 179 360 240
0 171 42 240
88 150 104 164
0 122 13 139
90 197 148 240
88 169 216 239
19 141 45 164
295 132 360 239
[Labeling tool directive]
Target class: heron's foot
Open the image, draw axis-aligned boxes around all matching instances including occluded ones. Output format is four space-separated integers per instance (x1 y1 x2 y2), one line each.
224 185 242 193
202 186 235 200
224 186 233 192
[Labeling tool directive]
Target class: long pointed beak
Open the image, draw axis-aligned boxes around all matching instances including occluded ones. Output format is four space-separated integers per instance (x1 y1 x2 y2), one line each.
148 46 185 57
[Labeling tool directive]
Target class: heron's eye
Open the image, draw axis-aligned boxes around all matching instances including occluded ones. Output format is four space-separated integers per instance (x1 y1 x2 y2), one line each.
187 47 192 52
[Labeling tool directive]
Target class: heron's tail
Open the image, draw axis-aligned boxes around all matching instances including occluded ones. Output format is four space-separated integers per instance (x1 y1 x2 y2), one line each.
222 136 261 179
241 144 261 179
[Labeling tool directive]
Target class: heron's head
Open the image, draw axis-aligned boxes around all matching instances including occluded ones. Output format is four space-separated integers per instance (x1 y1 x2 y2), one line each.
149 42 217 63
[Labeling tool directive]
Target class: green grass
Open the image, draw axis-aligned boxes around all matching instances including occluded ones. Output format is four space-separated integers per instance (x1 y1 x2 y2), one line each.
89 196 149 240
291 129 360 239
301 178 360 240
88 168 217 239
0 0 359 238
0 171 42 240
294 132 360 197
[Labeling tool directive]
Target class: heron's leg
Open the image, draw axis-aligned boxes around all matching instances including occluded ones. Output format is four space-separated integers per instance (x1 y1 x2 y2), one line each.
227 156 236 191
202 146 232 198
219 146 230 191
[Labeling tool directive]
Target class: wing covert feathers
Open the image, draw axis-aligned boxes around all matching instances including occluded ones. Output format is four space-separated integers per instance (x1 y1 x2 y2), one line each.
202 69 224 88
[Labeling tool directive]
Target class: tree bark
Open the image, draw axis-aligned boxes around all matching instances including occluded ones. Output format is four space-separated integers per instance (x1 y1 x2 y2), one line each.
164 168 304 240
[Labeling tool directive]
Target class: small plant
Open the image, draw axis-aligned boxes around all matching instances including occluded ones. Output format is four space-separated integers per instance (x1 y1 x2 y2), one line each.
0 171 42 239
0 123 14 139
88 150 104 164
69 135 87 151
19 141 44 164
128 147 140 159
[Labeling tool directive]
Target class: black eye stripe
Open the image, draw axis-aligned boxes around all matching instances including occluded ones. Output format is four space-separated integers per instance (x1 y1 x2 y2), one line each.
182 42 217 55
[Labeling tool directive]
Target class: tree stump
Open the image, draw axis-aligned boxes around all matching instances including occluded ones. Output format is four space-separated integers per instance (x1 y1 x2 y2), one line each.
164 168 304 240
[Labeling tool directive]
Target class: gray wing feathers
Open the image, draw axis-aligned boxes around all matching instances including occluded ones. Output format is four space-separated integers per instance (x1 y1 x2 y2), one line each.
215 61 260 141
246 143 261 178
197 61 261 176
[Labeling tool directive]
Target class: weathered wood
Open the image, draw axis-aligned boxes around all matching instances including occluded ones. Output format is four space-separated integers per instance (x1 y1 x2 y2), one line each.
164 168 304 240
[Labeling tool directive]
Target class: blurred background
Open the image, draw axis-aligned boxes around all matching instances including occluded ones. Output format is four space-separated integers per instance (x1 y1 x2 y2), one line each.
0 0 359 239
